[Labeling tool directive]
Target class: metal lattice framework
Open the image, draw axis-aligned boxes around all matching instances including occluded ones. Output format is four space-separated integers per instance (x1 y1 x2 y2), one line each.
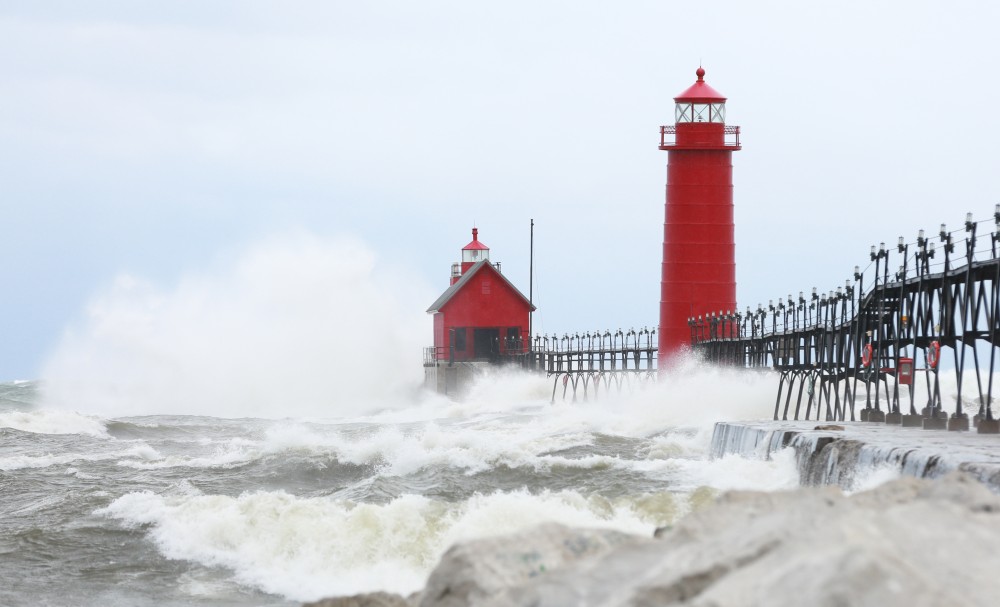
505 329 657 402
690 209 1000 433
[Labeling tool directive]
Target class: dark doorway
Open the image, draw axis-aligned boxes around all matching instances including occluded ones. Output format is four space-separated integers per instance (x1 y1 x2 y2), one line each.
453 328 467 355
473 328 500 360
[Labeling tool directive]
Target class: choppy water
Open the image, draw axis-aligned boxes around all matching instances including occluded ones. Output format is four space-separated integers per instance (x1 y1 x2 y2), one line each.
0 367 790 606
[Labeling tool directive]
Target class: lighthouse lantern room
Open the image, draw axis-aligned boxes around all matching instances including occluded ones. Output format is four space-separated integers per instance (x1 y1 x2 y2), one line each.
427 228 534 366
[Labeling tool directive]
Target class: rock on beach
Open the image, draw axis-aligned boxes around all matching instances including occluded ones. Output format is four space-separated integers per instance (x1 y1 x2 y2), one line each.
306 472 1000 607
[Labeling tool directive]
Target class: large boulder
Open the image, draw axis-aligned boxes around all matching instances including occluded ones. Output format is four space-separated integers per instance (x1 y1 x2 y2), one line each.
417 524 640 607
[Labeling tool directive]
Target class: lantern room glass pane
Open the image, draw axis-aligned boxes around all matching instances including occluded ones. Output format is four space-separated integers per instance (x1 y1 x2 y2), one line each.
711 103 726 123
463 249 488 263
676 102 725 123
675 103 692 123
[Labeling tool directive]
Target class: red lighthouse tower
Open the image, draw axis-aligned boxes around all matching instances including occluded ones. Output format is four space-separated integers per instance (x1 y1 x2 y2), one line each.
658 67 741 363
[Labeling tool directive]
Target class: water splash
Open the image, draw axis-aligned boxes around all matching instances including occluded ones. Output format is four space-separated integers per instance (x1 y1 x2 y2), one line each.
39 233 433 418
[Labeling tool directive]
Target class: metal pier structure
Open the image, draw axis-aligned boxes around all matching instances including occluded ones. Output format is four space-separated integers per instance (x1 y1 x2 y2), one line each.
690 210 1000 433
506 329 657 402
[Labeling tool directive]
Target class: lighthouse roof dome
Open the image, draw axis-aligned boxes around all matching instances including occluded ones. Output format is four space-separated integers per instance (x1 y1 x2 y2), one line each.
674 67 727 103
462 227 489 251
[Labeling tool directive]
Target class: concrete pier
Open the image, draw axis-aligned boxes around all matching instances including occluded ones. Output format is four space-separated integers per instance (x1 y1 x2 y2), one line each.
711 420 1000 491
422 362 485 397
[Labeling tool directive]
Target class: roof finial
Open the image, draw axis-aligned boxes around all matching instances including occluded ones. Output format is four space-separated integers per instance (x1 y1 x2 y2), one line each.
472 227 478 241
696 66 705 81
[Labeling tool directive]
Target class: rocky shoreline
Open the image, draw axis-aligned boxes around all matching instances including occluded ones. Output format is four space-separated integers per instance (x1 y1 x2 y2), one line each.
306 472 1000 606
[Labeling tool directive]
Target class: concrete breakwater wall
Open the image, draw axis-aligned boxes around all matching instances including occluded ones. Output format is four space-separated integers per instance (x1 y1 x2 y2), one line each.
711 421 1000 491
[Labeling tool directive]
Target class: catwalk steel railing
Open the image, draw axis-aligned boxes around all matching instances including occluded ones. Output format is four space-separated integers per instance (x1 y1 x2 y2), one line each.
503 328 658 402
690 209 1000 433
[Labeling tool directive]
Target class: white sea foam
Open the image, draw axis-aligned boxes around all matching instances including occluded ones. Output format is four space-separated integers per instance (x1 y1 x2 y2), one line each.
0 441 162 471
645 431 704 459
660 449 801 493
65 467 101 480
428 359 777 463
99 360 782 477
115 437 259 470
0 452 101 471
845 462 903 494
39 233 433 419
0 408 109 437
450 358 776 443
98 487 672 602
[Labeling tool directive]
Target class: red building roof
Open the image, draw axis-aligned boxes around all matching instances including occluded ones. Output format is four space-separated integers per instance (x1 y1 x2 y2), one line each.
426 259 535 314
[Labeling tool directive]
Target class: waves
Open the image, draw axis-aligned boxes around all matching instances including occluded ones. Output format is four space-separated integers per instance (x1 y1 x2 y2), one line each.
0 363 805 604
0 408 109 438
97 486 691 602
0 380 39 410
0 364 789 482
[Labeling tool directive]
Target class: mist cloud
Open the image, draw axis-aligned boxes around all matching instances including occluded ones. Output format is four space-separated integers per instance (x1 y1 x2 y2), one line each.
40 232 433 418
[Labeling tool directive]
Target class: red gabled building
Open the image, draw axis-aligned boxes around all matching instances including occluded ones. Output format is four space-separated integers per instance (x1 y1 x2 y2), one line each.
426 228 534 362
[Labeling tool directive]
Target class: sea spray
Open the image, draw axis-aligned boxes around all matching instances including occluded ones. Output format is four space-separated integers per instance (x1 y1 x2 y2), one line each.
39 233 433 418
459 356 779 447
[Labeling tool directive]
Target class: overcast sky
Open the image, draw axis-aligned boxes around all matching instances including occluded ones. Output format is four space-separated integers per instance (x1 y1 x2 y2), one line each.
3 1 1000 381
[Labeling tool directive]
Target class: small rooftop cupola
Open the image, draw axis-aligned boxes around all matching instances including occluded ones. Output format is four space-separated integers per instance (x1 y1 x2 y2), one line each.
450 227 491 283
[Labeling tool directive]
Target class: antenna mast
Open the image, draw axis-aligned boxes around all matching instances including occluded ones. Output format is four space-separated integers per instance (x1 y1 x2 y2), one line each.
529 218 534 351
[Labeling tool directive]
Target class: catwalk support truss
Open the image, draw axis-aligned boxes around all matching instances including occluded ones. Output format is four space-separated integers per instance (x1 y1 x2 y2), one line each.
691 211 1000 433
507 330 657 402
